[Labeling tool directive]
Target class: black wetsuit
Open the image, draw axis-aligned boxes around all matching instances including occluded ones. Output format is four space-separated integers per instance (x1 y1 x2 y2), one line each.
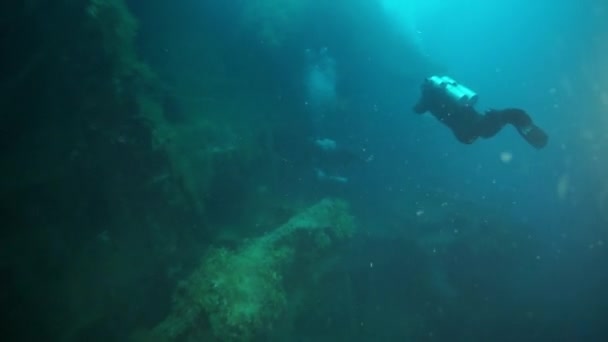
413 80 548 149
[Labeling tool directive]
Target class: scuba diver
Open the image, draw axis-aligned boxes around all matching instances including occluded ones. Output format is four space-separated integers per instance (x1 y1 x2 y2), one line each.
413 76 548 149
310 137 366 184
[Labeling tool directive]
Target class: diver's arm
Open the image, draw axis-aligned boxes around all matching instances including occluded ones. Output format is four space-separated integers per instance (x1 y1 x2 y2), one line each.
413 99 427 114
413 83 434 114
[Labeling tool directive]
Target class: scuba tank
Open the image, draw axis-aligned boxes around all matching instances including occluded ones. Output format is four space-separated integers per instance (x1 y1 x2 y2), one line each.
427 75 479 107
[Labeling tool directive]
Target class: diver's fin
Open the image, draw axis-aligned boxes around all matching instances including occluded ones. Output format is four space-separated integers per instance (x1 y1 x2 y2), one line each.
517 124 548 149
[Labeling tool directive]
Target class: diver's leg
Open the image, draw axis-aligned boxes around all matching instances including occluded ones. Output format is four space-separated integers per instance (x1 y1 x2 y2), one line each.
476 110 506 138
450 112 483 144
479 109 548 149
453 127 478 144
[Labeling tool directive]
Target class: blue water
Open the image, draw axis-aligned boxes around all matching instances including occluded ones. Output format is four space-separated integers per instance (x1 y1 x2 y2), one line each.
400 0 604 224
277 1 608 339
339 0 607 234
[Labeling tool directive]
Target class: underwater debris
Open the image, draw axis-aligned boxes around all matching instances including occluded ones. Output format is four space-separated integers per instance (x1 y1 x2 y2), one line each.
146 198 356 341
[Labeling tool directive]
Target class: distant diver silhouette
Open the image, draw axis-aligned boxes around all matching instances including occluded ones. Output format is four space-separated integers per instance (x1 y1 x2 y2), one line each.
413 76 548 149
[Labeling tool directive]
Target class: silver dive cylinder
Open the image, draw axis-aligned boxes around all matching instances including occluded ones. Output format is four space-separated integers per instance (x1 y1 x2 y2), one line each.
427 75 479 107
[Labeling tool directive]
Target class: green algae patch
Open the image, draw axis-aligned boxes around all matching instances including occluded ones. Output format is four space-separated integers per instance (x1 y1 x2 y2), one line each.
148 198 355 341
